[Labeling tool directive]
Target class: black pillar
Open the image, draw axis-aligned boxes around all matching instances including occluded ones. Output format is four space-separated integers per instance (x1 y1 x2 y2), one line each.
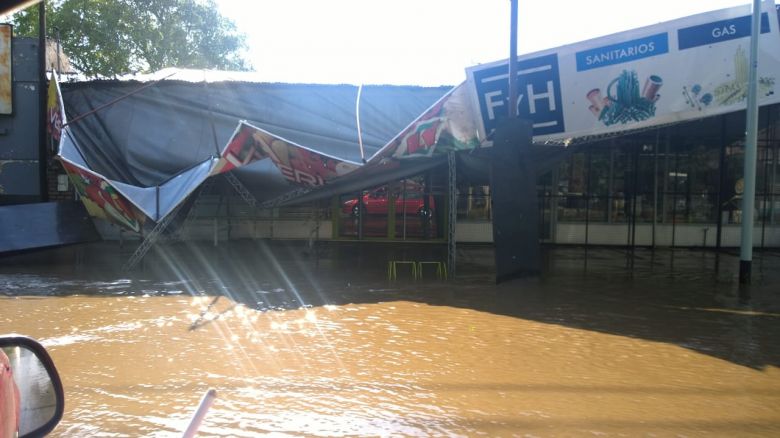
491 118 540 283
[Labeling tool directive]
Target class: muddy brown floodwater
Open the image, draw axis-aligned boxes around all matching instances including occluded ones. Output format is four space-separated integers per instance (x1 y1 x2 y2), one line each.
1 241 779 437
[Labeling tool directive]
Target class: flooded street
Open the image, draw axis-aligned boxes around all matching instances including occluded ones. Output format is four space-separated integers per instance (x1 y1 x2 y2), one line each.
1 242 779 436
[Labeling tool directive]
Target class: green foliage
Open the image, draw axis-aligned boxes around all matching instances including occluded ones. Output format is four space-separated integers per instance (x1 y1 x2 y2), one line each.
6 0 249 77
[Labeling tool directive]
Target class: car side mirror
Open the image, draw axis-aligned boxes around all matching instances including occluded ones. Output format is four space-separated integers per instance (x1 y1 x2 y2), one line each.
0 335 64 438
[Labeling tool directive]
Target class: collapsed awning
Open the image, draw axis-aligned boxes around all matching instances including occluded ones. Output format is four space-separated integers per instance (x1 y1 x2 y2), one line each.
52 71 481 232
61 73 452 187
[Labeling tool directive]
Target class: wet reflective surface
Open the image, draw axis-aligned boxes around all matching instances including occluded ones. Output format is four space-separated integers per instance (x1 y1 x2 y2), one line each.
2 343 60 435
1 242 779 436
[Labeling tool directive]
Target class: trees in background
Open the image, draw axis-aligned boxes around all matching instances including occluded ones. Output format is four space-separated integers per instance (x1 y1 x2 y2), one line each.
7 0 249 77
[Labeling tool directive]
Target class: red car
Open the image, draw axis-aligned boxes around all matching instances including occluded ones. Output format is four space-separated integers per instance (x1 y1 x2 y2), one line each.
342 185 434 218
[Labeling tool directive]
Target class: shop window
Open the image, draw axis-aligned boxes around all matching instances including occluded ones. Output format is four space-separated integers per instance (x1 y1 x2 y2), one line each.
556 152 588 222
336 176 438 240
457 185 491 221
558 196 588 222
338 187 389 238
719 141 745 224
394 178 437 239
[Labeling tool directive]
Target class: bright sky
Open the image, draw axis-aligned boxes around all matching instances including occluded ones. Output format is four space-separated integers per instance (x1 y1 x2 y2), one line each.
215 0 757 86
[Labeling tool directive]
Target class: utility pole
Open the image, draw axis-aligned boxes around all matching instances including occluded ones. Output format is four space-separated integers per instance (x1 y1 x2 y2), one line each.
38 0 48 201
739 0 762 284
508 0 518 118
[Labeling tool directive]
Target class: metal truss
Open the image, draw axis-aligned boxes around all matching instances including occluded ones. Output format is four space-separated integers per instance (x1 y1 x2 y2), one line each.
122 176 217 271
224 171 258 208
447 151 457 278
171 177 216 241
123 171 316 270
257 186 313 209
121 202 185 271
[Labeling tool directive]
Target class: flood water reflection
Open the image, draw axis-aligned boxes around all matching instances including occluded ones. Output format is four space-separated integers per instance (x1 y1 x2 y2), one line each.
1 242 779 436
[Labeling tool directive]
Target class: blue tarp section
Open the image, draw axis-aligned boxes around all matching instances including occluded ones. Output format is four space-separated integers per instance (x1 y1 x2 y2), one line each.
59 123 217 222
157 158 215 219
0 201 99 253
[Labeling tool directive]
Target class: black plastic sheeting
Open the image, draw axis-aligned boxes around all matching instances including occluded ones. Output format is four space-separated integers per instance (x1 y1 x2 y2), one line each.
61 79 450 203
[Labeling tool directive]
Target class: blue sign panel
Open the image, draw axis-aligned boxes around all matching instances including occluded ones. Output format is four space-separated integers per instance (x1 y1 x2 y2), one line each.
575 33 669 72
471 53 564 137
678 13 771 50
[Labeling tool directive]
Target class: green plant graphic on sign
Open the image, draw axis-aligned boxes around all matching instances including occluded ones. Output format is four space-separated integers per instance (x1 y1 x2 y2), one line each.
711 46 775 106
586 70 660 126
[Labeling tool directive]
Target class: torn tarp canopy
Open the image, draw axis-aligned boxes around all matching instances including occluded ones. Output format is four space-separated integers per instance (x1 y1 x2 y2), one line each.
59 124 217 222
61 71 452 197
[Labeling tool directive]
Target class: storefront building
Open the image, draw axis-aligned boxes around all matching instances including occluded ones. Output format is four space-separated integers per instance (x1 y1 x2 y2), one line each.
49 3 780 252
298 106 773 249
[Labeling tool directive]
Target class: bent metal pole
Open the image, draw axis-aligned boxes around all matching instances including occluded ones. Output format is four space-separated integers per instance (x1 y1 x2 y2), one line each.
739 0 761 284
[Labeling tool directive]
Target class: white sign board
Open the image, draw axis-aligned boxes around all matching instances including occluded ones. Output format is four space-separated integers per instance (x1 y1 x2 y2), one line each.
466 1 780 143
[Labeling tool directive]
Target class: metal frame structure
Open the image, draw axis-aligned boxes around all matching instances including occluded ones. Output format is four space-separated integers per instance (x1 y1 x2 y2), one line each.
447 151 457 277
122 171 260 271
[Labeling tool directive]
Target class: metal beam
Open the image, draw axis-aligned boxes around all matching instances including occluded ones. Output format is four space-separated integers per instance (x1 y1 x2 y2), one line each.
38 1 48 202
739 0 762 284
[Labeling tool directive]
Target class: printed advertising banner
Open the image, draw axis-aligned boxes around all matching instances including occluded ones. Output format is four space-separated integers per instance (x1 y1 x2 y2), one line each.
213 121 362 187
60 160 146 233
47 72 65 152
368 84 480 163
466 1 780 143
0 24 12 115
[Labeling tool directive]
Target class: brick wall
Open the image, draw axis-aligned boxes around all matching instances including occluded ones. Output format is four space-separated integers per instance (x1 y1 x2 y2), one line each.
46 159 75 201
